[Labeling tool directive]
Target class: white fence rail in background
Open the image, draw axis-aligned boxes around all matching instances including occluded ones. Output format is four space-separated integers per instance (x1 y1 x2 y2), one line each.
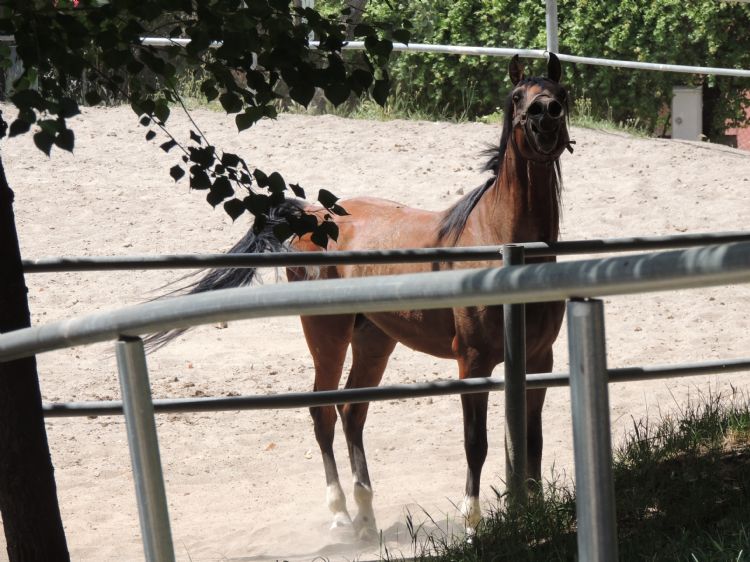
138 37 750 78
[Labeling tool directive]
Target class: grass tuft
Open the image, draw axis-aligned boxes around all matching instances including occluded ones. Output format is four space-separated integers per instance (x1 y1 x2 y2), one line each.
381 388 750 561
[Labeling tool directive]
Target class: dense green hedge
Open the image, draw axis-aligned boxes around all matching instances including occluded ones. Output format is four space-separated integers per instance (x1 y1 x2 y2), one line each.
320 0 750 138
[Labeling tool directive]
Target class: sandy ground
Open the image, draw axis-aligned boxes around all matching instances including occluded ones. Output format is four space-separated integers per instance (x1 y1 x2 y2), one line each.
2 104 750 561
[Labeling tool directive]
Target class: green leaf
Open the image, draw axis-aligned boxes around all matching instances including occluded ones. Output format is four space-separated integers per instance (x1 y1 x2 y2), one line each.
54 128 75 152
253 169 269 188
311 226 330 249
392 29 411 44
59 97 80 119
154 100 170 123
353 23 375 37
267 172 286 194
272 222 293 241
33 130 54 156
145 130 157 141
290 183 306 198
206 190 225 207
236 107 264 131
289 83 315 107
317 188 340 208
11 89 43 110
219 92 243 114
320 220 339 242
221 152 241 168
245 193 270 216
331 203 350 216
324 82 350 106
350 69 374 94
223 198 246 221
372 78 390 107
9 119 31 137
201 80 219 102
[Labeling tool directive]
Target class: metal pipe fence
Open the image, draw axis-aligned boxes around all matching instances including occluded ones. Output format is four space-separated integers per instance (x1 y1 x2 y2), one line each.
137 36 750 78
4 242 750 561
336 42 750 78
5 242 750 362
41 355 750 419
568 299 618 560
21 231 750 273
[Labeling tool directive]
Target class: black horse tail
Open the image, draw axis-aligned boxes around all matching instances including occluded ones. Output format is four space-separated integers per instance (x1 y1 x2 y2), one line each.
143 199 306 351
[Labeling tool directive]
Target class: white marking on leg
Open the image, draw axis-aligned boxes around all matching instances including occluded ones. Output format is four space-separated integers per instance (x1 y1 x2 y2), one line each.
326 482 352 529
461 495 482 536
352 478 378 542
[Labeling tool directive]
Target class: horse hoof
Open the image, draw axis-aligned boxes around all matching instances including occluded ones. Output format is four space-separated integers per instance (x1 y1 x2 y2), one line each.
353 515 379 544
330 511 353 531
355 524 379 544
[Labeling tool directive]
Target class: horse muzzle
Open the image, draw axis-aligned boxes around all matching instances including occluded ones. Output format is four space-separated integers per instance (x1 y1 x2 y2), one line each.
523 98 566 156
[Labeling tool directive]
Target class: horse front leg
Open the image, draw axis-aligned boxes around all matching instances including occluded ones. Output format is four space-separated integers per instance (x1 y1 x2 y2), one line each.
301 314 355 532
460 391 489 536
525 387 547 485
526 349 553 486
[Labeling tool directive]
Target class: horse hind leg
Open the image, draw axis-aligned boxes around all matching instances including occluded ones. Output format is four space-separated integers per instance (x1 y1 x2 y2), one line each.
301 314 356 532
338 317 397 542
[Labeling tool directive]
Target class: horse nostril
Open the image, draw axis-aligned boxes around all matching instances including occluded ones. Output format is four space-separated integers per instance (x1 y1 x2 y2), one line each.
548 100 564 118
528 101 544 116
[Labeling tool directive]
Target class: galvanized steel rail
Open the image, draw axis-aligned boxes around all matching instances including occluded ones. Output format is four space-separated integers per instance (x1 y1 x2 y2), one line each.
4 242 750 362
21 231 750 273
137 37 750 78
41 358 750 418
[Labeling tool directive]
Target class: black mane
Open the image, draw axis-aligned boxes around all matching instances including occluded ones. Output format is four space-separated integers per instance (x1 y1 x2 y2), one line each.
437 90 514 245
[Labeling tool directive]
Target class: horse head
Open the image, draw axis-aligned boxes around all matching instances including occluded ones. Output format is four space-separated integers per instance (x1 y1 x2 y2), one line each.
507 53 571 161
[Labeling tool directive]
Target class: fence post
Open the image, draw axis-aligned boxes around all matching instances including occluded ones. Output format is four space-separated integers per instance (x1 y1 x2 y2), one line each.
545 0 559 53
115 337 176 562
567 299 618 561
503 244 527 507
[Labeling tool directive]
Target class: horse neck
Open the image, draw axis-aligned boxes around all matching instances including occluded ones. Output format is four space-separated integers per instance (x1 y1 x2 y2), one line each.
474 148 560 245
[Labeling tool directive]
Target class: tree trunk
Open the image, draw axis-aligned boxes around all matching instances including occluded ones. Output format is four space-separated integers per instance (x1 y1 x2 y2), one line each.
0 154 70 561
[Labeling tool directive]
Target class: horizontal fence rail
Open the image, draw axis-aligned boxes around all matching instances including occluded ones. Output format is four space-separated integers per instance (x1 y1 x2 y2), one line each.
334 42 750 79
136 37 750 78
42 357 750 418
3 242 750 362
21 231 750 272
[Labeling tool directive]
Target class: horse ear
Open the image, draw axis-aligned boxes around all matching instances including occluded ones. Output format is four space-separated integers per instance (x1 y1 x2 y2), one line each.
547 52 562 83
509 55 525 86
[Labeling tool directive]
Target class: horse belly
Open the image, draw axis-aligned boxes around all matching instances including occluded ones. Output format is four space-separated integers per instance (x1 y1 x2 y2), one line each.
364 309 456 359
525 301 565 357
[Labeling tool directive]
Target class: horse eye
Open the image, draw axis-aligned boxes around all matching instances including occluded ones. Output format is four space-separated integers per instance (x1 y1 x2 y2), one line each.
512 93 522 103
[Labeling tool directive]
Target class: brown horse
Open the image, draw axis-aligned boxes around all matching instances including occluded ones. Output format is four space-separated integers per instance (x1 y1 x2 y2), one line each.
155 54 570 540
